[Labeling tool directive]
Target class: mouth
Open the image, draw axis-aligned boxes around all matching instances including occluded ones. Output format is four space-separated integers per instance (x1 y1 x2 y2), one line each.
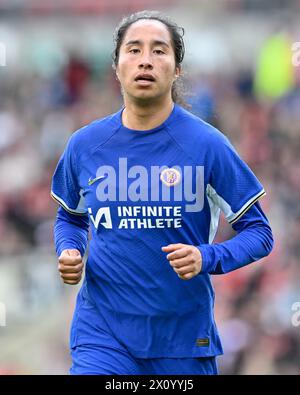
134 74 156 86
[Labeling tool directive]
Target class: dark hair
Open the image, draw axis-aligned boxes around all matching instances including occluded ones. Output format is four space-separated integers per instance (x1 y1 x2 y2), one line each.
112 10 188 107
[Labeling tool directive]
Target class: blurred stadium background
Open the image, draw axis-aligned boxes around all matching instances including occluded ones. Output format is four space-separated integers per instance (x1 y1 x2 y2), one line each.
0 0 300 375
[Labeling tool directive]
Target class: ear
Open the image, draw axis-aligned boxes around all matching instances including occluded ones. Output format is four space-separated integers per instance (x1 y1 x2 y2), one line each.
175 66 181 79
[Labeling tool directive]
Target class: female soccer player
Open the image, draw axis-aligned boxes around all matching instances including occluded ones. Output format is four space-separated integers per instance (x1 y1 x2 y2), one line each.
51 10 273 375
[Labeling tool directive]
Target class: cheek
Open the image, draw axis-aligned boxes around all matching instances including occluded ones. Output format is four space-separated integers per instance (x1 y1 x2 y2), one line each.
116 66 128 84
160 62 177 82
116 56 131 78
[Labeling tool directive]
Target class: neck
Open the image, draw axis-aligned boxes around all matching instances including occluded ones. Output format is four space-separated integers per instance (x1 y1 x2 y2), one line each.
122 97 174 131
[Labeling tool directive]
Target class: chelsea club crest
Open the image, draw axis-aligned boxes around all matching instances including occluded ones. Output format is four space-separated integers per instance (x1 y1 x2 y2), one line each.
160 168 181 187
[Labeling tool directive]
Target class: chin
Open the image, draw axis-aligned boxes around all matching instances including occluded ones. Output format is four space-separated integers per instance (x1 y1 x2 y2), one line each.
132 92 158 104
126 89 166 105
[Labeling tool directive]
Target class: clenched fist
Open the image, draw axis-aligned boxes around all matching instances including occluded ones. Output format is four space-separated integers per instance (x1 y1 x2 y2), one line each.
58 249 84 285
161 243 202 280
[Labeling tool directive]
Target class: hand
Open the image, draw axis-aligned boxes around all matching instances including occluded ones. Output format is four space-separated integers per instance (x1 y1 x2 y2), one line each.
58 249 84 285
161 243 202 280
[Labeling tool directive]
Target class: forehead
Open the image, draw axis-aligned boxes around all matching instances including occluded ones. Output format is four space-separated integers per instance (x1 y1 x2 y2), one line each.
122 19 172 44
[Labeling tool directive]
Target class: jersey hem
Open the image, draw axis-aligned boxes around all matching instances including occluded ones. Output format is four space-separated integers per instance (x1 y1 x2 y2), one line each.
71 337 223 358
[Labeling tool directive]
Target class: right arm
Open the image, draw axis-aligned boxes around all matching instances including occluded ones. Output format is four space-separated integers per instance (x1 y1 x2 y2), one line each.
54 205 89 258
54 206 90 285
51 132 89 285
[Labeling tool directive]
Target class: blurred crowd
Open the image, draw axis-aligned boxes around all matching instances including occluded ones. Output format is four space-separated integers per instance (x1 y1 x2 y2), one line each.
193 69 300 374
0 55 122 256
1 7 300 375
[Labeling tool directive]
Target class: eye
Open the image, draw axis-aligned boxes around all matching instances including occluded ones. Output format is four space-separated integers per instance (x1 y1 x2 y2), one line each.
129 48 140 54
154 49 165 55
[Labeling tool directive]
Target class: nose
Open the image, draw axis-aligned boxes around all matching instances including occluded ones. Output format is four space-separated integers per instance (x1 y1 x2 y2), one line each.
138 51 153 70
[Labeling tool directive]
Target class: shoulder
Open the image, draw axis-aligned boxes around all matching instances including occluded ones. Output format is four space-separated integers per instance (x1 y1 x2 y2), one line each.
168 105 231 156
67 110 121 157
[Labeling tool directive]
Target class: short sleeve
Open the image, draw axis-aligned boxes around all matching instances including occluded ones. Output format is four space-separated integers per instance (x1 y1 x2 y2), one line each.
51 136 87 215
208 132 266 224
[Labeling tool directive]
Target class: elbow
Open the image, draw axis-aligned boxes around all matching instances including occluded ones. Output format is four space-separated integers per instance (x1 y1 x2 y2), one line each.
261 223 274 258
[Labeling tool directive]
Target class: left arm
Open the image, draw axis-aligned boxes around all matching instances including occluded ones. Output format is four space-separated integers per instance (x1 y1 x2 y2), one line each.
198 201 273 275
162 201 274 279
162 126 274 279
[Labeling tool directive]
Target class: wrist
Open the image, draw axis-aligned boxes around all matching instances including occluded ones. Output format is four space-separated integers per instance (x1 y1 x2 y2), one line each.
196 244 216 274
57 244 80 258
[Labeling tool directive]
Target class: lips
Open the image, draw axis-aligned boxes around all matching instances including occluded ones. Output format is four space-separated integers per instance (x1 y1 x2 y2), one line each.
134 74 155 82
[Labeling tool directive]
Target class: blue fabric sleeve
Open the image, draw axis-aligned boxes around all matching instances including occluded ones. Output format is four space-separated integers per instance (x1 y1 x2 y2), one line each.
51 134 87 215
198 202 274 275
54 206 89 257
209 131 265 224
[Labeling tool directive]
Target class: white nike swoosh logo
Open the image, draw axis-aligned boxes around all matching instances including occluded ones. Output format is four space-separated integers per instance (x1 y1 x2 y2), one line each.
88 175 106 186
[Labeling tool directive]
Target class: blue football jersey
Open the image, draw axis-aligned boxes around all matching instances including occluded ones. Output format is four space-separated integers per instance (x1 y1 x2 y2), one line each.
51 104 265 358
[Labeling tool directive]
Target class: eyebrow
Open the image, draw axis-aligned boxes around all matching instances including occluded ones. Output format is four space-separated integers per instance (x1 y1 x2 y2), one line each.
125 39 170 48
